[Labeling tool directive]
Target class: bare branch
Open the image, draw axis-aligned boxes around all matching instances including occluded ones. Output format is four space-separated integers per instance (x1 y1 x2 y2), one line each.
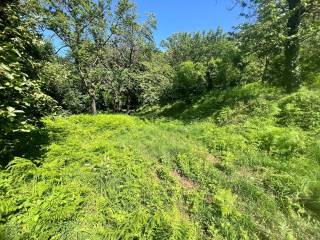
55 45 68 55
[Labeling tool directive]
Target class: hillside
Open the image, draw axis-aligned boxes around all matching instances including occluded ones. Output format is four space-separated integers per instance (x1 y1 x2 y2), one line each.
1 83 320 239
1 0 320 239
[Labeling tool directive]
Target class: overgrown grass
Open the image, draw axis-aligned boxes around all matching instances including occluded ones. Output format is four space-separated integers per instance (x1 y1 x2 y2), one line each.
1 83 320 239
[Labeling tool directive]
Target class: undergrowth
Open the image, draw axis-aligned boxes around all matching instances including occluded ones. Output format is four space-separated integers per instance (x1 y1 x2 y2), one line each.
1 82 319 239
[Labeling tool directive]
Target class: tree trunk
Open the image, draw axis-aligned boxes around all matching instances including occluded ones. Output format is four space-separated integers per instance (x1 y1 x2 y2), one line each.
91 95 97 115
206 71 213 90
284 0 302 91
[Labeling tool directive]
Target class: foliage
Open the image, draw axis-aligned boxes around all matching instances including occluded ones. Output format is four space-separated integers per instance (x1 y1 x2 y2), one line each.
30 0 157 114
0 0 56 165
172 61 206 100
40 59 88 114
161 29 245 92
1 0 320 239
1 82 320 239
16 0 319 115
277 87 320 130
213 189 237 217
205 57 241 90
137 53 174 105
237 0 320 90
161 28 232 66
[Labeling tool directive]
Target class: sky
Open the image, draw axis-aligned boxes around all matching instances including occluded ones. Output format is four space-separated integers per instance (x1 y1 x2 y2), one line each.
134 0 243 46
48 0 244 54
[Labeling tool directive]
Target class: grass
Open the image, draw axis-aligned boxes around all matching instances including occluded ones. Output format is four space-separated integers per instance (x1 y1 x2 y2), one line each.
1 82 320 239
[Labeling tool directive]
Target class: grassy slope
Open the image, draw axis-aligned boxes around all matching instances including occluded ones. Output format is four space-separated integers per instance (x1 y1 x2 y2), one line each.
1 83 320 239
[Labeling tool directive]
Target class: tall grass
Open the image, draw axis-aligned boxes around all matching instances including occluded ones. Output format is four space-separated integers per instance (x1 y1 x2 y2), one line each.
1 83 319 239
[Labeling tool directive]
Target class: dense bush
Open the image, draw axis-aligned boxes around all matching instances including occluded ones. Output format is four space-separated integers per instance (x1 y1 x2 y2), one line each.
277 88 320 130
256 127 306 157
41 60 88 114
205 57 241 90
137 55 174 105
0 0 56 165
172 61 206 100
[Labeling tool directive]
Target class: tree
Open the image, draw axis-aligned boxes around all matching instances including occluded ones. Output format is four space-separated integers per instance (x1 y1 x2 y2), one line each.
40 57 88 114
284 0 303 90
297 0 320 83
137 52 174 105
31 0 137 114
236 0 320 91
32 0 157 114
162 29 243 92
99 11 157 111
0 0 55 165
173 61 206 100
161 28 227 66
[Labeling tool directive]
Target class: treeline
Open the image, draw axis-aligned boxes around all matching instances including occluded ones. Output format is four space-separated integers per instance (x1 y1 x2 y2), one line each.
1 0 319 165
38 0 320 114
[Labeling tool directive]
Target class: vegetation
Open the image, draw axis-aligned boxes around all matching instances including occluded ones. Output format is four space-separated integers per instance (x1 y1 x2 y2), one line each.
0 0 56 165
0 0 319 239
1 83 320 239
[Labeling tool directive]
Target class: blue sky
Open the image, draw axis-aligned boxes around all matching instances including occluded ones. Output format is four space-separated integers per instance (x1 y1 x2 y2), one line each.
134 0 243 46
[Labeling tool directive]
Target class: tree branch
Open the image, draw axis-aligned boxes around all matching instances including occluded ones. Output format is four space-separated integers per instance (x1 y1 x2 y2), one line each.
55 45 68 55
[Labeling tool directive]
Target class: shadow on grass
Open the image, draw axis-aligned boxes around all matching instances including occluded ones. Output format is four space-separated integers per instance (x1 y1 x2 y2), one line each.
140 83 282 123
302 183 320 220
0 124 66 168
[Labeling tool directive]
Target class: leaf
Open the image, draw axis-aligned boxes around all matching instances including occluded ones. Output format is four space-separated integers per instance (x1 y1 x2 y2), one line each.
12 48 22 57
7 106 15 112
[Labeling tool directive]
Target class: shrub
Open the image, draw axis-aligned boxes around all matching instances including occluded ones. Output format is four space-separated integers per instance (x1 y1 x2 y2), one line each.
0 1 56 166
257 127 306 157
41 60 88 114
214 188 237 217
277 88 320 130
173 61 206 100
205 57 241 90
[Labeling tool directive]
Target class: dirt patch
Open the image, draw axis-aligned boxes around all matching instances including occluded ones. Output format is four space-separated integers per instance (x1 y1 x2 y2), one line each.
171 170 197 190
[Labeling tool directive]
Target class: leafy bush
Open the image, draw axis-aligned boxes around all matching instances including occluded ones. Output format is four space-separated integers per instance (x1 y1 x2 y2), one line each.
239 54 264 84
41 60 88 114
214 188 237 217
0 1 56 165
138 55 174 105
173 61 206 100
277 88 320 130
257 127 306 157
205 57 241 90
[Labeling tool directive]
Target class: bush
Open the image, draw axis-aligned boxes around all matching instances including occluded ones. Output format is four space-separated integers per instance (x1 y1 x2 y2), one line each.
277 88 320 130
257 127 306 157
205 57 241 90
41 60 88 114
173 61 206 100
138 56 174 105
0 1 56 166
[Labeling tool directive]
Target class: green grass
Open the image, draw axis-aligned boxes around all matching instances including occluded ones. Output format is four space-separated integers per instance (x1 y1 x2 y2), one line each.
1 83 320 239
